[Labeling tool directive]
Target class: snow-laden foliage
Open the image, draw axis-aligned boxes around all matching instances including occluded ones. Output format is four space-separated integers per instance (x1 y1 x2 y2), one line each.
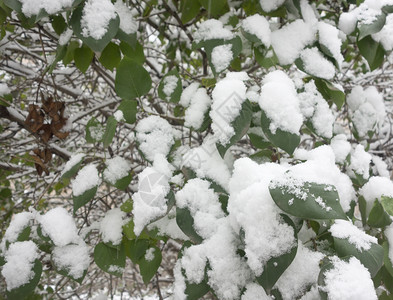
1 0 393 299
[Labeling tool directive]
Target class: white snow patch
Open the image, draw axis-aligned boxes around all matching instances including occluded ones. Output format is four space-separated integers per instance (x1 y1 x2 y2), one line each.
271 19 316 65
100 208 127 245
299 47 336 80
2 241 39 290
211 44 233 73
114 0 137 34
52 243 90 279
329 220 377 251
322 257 377 300
242 14 271 47
72 164 101 196
194 19 234 43
103 156 131 185
81 0 117 40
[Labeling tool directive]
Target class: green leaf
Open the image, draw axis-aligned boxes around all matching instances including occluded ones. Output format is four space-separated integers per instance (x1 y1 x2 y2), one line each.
176 207 203 244
73 186 97 213
260 110 300 155
62 40 79 66
383 241 393 278
333 237 384 277
255 47 279 69
117 100 137 124
74 44 94 73
158 70 182 103
116 30 137 48
381 196 393 216
51 15 67 35
120 198 133 213
122 220 136 240
102 116 117 148
110 173 132 190
119 41 145 64
124 238 150 263
115 57 152 100
138 245 162 284
367 199 392 228
6 260 42 300
313 78 345 109
16 226 31 242
248 133 271 149
61 156 85 180
94 242 126 277
358 13 386 40
3 0 22 14
357 35 385 71
269 180 347 220
181 0 201 23
256 214 298 293
216 100 252 157
185 279 210 300
198 0 228 17
99 42 121 71
70 5 120 52
85 117 104 143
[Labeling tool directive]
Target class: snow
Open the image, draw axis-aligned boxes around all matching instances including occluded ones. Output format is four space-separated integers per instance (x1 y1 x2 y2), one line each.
0 83 10 96
322 257 377 300
259 0 285 12
179 82 199 107
176 179 224 239
360 176 393 215
135 116 176 162
259 70 303 134
162 75 178 100
3 211 34 244
81 0 117 40
329 220 378 251
38 207 81 247
100 208 127 245
298 81 334 138
145 248 155 261
210 72 248 145
347 86 386 137
318 22 344 68
271 19 316 65
113 110 124 122
61 153 85 177
348 144 371 180
180 136 231 190
52 243 90 279
72 164 101 196
372 155 390 178
103 156 131 185
19 0 72 16
194 19 234 43
59 29 73 46
114 0 137 34
228 158 296 275
275 243 324 300
182 86 211 130
300 0 318 24
2 241 39 291
241 283 269 300
178 218 252 299
211 44 233 73
299 47 336 80
242 15 271 47
330 134 351 164
339 12 358 35
132 155 172 235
